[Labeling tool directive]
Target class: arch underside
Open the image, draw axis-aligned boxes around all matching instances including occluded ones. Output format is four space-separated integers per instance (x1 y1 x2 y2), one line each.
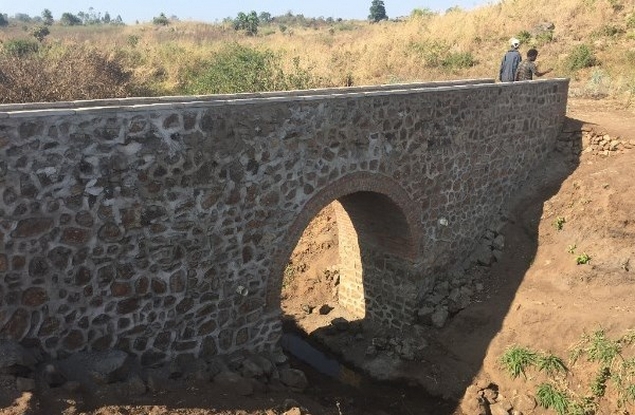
269 173 421 330
335 192 419 328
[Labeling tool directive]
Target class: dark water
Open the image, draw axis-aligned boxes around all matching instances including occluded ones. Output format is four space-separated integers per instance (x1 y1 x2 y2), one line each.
280 331 459 415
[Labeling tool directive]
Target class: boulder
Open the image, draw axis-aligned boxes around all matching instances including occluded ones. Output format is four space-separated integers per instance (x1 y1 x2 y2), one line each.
279 368 308 392
0 340 37 376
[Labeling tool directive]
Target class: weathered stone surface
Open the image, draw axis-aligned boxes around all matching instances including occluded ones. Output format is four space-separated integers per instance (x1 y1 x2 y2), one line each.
61 227 90 245
11 218 53 238
1 309 30 340
22 287 48 307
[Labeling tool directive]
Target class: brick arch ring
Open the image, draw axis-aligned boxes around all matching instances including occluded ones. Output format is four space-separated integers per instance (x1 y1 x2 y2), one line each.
264 171 422 312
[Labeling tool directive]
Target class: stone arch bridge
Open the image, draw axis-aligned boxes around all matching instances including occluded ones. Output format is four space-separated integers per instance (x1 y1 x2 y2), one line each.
0 79 568 364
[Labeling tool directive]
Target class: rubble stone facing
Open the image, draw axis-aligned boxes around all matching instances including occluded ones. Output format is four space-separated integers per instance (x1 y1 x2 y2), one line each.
0 80 569 362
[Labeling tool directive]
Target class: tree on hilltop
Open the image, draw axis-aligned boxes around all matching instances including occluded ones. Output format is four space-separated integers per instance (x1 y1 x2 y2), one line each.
0 13 8 27
233 11 259 36
60 12 82 26
152 13 170 26
369 0 388 22
259 11 272 24
42 9 53 25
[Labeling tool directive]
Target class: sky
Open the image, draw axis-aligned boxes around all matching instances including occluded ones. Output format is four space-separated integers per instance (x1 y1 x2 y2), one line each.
0 0 493 24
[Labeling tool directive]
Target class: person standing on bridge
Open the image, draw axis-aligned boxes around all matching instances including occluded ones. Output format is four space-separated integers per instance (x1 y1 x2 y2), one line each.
498 37 522 82
515 48 553 81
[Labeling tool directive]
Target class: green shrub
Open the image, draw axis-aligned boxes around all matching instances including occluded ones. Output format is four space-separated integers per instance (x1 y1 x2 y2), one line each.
594 24 625 37
181 44 319 95
3 39 40 57
627 13 635 29
407 40 449 68
516 30 532 44
566 44 598 71
536 30 554 45
31 26 50 42
441 51 476 69
583 330 621 365
576 252 591 264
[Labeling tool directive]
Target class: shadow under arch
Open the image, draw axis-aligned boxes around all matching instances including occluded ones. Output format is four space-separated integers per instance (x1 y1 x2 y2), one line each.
265 171 423 329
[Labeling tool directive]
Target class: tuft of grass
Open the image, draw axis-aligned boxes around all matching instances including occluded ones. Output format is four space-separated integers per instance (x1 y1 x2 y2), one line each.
536 383 571 415
537 353 568 377
506 329 635 412
590 366 611 397
516 30 532 44
500 345 538 378
535 30 554 45
574 329 622 366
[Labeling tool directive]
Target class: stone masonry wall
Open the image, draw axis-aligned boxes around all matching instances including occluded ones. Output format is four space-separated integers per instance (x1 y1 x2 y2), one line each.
0 79 569 364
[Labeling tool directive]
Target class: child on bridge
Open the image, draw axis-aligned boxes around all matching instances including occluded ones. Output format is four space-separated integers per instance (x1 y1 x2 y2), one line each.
515 48 553 81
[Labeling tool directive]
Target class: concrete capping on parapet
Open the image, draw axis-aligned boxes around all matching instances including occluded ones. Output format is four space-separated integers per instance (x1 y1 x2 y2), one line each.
0 79 494 112
0 78 570 119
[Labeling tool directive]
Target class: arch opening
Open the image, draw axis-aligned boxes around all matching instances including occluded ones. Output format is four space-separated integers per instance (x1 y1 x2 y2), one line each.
280 190 419 336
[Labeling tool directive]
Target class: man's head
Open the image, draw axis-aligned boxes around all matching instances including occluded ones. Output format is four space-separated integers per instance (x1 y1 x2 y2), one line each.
527 48 539 61
510 37 520 49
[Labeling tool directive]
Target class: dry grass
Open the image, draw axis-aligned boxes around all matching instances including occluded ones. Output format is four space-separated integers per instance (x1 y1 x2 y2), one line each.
1 0 635 103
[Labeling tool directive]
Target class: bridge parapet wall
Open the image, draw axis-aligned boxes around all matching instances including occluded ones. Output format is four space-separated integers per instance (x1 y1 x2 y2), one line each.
0 80 568 363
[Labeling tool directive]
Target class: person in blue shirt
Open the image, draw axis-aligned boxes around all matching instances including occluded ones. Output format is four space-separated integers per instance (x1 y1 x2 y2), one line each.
499 38 522 82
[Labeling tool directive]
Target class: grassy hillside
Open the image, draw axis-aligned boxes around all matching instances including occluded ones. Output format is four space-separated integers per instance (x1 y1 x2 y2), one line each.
1 0 634 104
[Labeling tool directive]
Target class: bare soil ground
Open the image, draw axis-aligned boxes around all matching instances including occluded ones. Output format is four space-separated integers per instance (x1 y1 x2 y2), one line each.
2 97 635 415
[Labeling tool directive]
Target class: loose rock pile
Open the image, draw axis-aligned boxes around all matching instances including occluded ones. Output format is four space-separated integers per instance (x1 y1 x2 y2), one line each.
557 124 633 162
416 224 505 329
582 130 634 156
